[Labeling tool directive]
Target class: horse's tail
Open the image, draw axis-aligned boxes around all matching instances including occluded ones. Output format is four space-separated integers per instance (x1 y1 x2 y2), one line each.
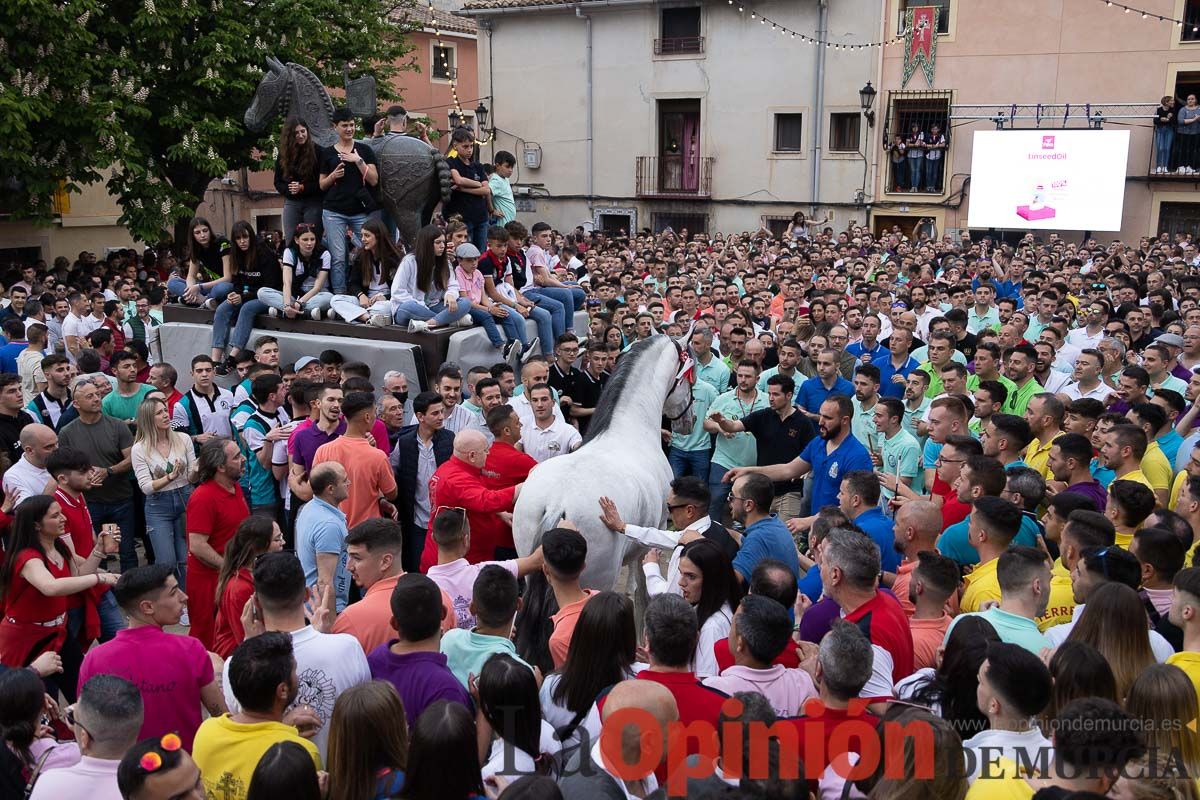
435 153 452 205
513 505 563 674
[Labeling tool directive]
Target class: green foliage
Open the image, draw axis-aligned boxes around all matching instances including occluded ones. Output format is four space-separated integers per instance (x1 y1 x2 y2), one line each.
1 0 417 241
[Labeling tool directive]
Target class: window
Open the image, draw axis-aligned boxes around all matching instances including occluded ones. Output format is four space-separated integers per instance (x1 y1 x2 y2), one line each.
774 113 803 152
829 113 861 152
899 0 950 34
1160 202 1200 239
763 216 791 238
431 44 455 81
1185 1 1200 41
883 91 951 193
658 7 703 54
652 212 707 235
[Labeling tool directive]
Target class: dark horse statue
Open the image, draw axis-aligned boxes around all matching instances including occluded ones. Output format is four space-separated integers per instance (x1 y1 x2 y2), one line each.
244 56 451 246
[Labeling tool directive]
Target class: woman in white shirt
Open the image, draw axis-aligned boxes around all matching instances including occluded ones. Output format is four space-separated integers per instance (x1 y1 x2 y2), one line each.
130 398 198 593
678 539 741 677
475 653 559 780
330 217 399 327
389 223 471 333
256 223 333 320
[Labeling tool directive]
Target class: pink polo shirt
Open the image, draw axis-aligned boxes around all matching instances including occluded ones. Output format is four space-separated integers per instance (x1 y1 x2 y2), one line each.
454 265 486 304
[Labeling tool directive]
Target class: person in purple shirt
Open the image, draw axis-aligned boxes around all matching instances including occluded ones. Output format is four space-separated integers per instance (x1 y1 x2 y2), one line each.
288 384 346 476
1046 432 1108 512
367 573 471 726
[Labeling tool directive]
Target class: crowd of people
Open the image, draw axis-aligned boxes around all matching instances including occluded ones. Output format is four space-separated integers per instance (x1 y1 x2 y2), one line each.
9 120 1200 799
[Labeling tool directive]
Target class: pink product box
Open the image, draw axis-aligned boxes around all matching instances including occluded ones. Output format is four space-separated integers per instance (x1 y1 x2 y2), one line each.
1016 205 1056 221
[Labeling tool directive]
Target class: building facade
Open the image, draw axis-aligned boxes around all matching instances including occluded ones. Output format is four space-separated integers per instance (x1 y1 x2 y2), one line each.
460 0 883 236
871 0 1200 241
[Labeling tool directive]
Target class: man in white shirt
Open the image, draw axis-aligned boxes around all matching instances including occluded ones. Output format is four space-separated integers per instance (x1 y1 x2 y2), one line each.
963 642 1053 783
1065 300 1108 351
519 383 580 462
435 365 485 435
61 291 100 363
2 423 57 504
1061 348 1113 402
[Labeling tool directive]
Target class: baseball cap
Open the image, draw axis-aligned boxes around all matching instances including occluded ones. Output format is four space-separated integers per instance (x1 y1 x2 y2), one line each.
295 356 320 371
455 243 480 259
1155 333 1185 348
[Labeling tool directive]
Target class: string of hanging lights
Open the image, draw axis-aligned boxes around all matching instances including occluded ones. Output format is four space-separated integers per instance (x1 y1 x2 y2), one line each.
727 0 905 49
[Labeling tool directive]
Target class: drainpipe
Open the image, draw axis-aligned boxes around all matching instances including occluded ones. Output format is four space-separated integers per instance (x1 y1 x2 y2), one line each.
811 0 828 216
576 6 594 210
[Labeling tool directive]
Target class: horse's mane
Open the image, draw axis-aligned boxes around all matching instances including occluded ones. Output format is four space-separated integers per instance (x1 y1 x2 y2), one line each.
582 336 664 444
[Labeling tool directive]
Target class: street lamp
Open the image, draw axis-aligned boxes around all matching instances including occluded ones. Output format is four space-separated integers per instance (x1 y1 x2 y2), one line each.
448 108 463 130
859 81 877 127
475 101 489 130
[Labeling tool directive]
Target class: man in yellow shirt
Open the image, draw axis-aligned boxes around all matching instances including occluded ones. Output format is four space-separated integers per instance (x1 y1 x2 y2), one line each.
1099 423 1158 496
193 632 321 800
1103 479 1156 550
1127 402 1174 507
960 496 1024 613
1037 493 1104 631
1168 567 1200 704
1022 393 1065 480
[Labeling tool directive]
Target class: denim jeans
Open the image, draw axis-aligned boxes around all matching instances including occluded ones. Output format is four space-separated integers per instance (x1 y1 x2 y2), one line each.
465 220 489 253
211 297 246 351
144 486 192 589
257 288 332 315
468 307 520 347
283 196 324 240
524 305 551 352
523 288 568 339
67 590 126 644
908 157 924 192
1156 126 1176 170
166 277 235 305
321 209 368 294
230 299 269 352
669 447 710 480
891 159 907 191
88 498 138 573
393 298 472 326
533 287 581 331
707 462 732 524
925 157 943 192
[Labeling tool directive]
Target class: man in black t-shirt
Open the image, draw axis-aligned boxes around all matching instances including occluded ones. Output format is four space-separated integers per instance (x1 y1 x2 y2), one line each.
444 128 491 254
571 342 609 437
318 107 379 295
548 334 582 408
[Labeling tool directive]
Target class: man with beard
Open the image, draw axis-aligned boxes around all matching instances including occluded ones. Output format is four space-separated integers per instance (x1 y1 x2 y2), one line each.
1002 344 1042 417
846 313 887 365
796 349 853 423
727 395 872 537
757 338 802 393
1062 348 1113 402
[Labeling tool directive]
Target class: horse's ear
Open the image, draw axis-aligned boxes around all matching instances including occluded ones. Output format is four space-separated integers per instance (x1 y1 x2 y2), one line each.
266 56 285 74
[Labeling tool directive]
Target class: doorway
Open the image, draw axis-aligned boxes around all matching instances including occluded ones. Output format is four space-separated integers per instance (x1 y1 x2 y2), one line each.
658 100 701 193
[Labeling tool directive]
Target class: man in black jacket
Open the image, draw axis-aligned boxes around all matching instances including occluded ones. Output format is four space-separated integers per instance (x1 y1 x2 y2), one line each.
391 391 454 572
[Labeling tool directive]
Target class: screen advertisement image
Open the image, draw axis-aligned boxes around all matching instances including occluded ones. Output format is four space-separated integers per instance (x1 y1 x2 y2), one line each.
966 130 1131 231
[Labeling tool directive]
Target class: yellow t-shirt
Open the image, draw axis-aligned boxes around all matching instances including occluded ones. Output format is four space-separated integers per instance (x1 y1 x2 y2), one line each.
965 757 1036 800
1024 435 1059 481
193 715 322 800
961 557 1002 614
1171 470 1187 512
1114 469 1157 494
1036 558 1076 632
1142 442 1173 492
1115 530 1134 550
1167 652 1200 707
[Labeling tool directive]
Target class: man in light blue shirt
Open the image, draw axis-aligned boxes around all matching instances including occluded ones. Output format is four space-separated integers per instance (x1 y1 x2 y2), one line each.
669 378 717 479
487 151 517 226
729 473 800 583
943 547 1052 654
967 283 1001 335
295 462 352 612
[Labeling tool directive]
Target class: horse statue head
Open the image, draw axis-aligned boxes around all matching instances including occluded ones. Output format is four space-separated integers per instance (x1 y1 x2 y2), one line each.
244 56 337 147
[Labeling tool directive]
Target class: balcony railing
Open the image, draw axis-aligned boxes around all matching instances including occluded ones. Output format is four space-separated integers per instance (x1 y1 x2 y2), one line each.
654 36 704 55
1149 124 1200 178
636 155 712 198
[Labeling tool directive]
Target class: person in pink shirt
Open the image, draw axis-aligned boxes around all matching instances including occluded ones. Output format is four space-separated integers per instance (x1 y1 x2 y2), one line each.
425 507 543 629
454 243 525 361
908 552 958 671
78 564 226 752
702 596 816 718
544 527 596 669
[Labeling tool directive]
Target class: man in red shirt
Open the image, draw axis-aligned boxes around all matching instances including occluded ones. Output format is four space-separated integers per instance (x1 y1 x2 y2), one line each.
481 404 537 559
419 429 522 572
185 438 249 648
932 434 978 529
148 363 184 417
820 527 913 700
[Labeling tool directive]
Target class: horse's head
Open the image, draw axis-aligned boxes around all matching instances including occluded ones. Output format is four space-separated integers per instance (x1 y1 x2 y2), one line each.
664 337 697 435
244 56 290 133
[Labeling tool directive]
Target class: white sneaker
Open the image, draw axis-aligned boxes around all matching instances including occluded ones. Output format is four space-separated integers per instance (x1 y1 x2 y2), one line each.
522 336 540 362
267 307 280 318
180 609 190 627
309 308 323 321
408 320 431 333
369 313 391 328
456 316 474 328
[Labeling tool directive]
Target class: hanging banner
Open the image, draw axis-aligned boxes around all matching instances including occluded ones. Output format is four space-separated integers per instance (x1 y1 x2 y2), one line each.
902 6 939 88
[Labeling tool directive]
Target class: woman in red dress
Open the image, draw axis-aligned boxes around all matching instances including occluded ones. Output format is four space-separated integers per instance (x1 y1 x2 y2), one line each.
212 515 284 659
0 495 118 698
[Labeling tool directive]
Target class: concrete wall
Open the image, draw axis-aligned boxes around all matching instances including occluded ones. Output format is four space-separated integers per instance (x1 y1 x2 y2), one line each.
874 0 1199 239
471 0 883 233
0 173 138 261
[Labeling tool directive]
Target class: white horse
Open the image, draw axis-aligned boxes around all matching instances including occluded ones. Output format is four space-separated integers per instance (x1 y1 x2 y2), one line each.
512 334 696 668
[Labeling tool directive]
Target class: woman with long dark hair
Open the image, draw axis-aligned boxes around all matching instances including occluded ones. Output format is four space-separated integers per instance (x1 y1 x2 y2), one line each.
327 681 409 800
400 701 485 800
212 516 284 659
168 217 235 306
678 538 743 677
0 667 79 795
330 217 401 326
902 615 999 738
475 654 559 780
246 741 322 800
1039 640 1117 736
275 117 324 239
390 223 471 332
210 220 282 367
541 591 636 749
256 223 332 320
1067 582 1156 702
0 495 118 699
